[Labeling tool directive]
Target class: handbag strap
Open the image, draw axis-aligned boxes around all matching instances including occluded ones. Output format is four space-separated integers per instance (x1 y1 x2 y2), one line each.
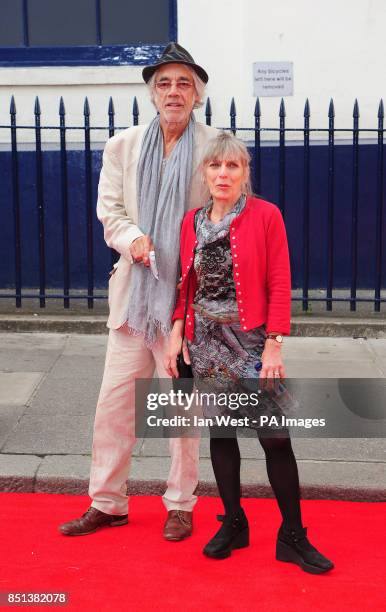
181 209 200 340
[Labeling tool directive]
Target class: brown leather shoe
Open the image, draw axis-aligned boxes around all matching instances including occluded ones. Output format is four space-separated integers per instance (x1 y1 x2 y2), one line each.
59 507 128 536
163 510 193 541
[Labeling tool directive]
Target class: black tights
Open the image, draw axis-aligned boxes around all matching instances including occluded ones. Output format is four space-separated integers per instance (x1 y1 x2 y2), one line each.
209 432 303 530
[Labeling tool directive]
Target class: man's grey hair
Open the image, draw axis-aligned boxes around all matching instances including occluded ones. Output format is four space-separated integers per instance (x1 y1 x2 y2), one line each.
147 65 206 109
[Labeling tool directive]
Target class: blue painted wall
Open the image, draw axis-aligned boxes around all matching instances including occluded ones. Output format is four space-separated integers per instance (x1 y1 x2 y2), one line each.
0 142 385 291
249 142 386 290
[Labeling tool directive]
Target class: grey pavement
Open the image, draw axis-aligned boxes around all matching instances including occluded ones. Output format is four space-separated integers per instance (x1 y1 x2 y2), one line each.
1 313 386 337
0 330 385 501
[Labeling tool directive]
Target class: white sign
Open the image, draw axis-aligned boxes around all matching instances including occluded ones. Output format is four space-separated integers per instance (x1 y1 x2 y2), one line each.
253 62 293 97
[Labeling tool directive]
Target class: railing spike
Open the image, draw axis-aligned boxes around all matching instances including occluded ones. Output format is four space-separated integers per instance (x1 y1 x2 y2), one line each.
132 96 139 125
230 97 236 116
254 97 261 117
108 96 115 115
353 98 359 118
378 99 384 119
59 96 65 116
279 98 286 117
328 98 335 118
83 97 90 116
205 97 212 125
34 96 41 115
304 98 310 117
10 95 16 114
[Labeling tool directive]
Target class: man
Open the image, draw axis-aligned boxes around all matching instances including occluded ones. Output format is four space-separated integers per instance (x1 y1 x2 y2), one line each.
59 43 218 540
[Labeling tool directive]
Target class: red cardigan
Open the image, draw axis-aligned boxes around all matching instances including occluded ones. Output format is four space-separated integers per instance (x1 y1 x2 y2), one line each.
172 196 291 341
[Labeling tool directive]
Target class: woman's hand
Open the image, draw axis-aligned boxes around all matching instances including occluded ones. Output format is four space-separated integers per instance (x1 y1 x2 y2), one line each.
164 320 191 378
260 339 285 390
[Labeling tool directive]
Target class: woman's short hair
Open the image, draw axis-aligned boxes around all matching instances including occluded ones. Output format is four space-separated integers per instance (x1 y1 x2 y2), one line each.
200 131 252 195
147 65 206 109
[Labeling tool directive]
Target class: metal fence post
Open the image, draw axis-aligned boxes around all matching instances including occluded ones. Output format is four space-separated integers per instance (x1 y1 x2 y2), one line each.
107 97 119 268
279 98 286 217
327 99 335 311
84 97 94 309
375 99 384 312
59 97 70 308
302 99 310 311
350 99 360 311
10 96 22 308
254 97 261 195
34 96 45 308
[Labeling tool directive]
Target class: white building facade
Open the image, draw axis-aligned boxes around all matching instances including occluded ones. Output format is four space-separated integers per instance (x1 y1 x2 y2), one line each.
0 0 385 143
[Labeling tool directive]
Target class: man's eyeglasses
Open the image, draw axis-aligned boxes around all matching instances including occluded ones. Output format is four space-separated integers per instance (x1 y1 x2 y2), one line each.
155 80 193 93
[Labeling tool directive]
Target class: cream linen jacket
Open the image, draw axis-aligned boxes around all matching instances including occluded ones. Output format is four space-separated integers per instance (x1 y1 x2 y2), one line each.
96 121 218 329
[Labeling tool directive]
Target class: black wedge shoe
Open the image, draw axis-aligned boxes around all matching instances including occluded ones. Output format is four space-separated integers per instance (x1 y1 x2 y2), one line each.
203 508 249 560
276 524 334 574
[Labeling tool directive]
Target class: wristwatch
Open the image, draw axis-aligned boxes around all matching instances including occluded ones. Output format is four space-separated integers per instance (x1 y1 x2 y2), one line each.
266 333 284 344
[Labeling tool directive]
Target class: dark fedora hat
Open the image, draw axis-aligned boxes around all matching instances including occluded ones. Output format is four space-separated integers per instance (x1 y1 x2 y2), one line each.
142 42 209 84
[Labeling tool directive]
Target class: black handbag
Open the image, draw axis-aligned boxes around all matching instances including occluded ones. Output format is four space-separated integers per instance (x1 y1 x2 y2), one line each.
174 352 194 393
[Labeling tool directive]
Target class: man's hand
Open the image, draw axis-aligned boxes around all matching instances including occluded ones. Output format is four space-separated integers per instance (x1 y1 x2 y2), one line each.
129 235 155 267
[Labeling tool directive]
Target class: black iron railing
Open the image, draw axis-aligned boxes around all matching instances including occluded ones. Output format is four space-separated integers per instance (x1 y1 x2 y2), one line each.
1 95 385 311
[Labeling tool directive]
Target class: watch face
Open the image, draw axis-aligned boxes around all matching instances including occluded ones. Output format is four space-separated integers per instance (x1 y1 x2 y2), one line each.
267 334 283 343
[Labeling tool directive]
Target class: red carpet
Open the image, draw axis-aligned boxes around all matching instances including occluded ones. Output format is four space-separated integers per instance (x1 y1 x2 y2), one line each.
0 494 384 611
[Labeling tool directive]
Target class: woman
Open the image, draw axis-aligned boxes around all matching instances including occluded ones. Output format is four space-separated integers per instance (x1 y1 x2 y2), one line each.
165 132 334 573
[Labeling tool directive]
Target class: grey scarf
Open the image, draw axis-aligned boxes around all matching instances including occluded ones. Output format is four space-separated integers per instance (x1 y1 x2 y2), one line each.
127 114 195 345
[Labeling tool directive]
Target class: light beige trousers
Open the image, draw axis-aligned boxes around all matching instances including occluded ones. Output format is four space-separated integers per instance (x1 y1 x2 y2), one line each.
89 325 200 515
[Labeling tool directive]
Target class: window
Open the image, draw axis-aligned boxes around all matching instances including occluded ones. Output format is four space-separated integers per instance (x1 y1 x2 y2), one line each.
0 0 177 66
